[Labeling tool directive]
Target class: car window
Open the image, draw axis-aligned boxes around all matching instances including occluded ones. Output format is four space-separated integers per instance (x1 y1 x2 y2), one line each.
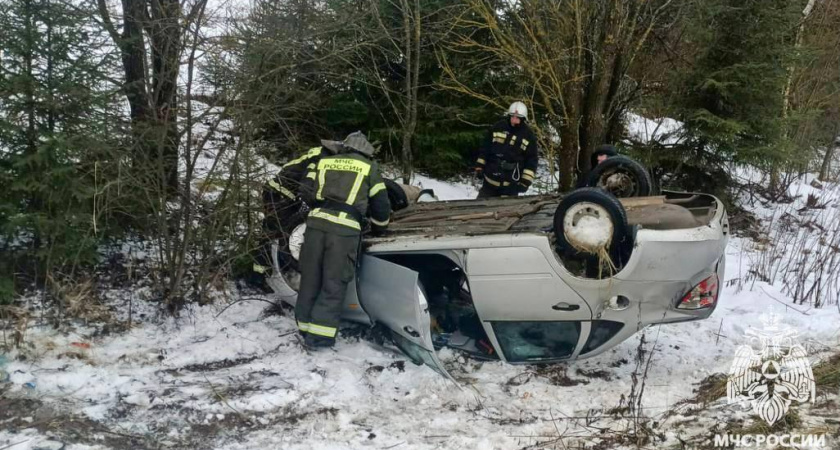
581 320 624 355
491 321 581 362
391 331 451 379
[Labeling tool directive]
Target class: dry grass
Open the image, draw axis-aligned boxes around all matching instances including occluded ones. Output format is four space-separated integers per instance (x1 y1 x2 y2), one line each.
0 305 29 349
814 353 840 393
691 373 729 407
746 181 840 308
48 276 112 323
725 408 803 436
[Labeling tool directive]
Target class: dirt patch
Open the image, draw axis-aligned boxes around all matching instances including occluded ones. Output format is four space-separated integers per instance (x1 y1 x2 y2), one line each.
506 366 589 388
609 358 629 368
693 372 728 405
366 361 406 375
577 368 613 381
161 354 261 374
727 203 763 240
814 353 840 393
0 397 155 450
0 392 344 450
666 372 728 418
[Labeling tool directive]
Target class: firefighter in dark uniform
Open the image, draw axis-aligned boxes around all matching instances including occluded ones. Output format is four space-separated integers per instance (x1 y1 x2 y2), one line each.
295 131 391 348
252 141 342 283
474 101 539 198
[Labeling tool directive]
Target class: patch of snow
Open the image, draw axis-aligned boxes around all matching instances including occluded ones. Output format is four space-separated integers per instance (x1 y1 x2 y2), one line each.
4 217 839 448
624 112 684 145
4 128 840 448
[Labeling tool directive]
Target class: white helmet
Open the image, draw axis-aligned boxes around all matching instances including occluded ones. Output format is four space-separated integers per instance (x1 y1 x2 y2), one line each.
506 101 528 120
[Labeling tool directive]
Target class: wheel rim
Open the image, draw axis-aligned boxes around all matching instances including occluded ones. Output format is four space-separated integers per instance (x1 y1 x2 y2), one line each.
289 224 306 261
597 168 638 197
562 202 614 253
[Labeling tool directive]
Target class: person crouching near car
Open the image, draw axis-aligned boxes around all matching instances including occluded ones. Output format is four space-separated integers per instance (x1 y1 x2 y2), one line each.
575 144 619 188
474 101 539 198
295 131 391 349
591 144 618 167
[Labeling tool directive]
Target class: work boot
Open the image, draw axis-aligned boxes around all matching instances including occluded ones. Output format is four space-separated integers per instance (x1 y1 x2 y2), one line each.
244 269 273 294
303 334 335 349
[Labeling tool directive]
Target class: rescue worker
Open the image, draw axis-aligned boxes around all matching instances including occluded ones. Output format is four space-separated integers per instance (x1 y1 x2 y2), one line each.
576 144 619 188
474 101 539 198
295 131 391 348
591 144 618 168
252 141 343 286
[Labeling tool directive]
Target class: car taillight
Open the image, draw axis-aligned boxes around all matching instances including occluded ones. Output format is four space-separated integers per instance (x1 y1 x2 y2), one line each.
677 274 719 310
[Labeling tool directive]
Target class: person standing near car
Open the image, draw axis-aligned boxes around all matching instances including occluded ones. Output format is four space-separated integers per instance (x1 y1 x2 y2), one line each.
474 101 539 198
295 131 391 348
251 140 343 290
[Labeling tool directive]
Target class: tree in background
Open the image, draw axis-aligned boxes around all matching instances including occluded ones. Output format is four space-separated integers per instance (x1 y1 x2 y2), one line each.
231 0 351 153
785 0 840 182
233 0 497 180
632 0 807 196
0 0 122 287
441 0 674 191
345 0 424 183
96 0 186 197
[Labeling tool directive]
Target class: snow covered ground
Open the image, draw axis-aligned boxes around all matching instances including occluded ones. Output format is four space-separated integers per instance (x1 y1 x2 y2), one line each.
2 170 840 449
624 112 684 146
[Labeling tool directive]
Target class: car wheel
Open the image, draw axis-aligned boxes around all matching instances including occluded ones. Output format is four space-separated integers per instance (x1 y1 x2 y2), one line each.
289 223 306 261
384 178 410 211
586 155 653 197
554 188 630 271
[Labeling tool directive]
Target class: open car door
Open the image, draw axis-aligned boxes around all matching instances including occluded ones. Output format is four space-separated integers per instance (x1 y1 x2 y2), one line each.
357 255 457 383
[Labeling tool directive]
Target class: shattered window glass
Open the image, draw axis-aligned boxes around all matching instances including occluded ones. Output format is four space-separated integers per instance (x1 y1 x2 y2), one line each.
391 331 449 378
492 321 581 362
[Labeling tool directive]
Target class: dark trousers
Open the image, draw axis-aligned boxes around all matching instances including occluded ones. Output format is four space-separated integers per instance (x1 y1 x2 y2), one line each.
477 183 519 199
294 227 359 340
254 190 305 275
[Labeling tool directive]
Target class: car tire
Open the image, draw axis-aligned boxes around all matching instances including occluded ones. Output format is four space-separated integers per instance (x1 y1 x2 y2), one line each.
586 155 653 198
554 188 631 271
384 178 410 211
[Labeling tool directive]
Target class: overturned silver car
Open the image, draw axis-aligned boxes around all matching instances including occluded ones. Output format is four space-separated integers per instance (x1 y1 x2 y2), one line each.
268 186 728 379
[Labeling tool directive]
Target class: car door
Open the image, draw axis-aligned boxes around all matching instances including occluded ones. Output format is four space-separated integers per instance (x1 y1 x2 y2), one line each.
357 254 457 383
467 247 594 363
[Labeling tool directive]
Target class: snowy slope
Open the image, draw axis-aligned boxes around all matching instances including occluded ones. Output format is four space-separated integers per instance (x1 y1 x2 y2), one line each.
2 172 839 450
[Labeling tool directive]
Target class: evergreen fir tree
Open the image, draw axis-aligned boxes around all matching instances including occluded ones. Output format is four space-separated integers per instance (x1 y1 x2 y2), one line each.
0 0 122 286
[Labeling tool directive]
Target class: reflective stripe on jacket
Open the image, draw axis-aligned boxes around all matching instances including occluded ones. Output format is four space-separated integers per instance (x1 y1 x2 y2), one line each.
267 146 329 199
475 119 539 189
300 152 391 235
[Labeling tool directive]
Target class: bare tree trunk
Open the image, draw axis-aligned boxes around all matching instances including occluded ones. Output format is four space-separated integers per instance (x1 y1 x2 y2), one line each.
399 0 417 184
98 0 181 196
23 0 35 158
45 0 55 133
774 0 819 192
150 0 182 195
579 2 621 174
22 0 41 252
103 0 151 124
559 123 580 192
818 131 839 181
409 0 420 181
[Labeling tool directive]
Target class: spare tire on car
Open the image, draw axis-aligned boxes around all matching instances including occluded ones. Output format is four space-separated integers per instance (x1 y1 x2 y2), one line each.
586 155 653 198
554 187 632 275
